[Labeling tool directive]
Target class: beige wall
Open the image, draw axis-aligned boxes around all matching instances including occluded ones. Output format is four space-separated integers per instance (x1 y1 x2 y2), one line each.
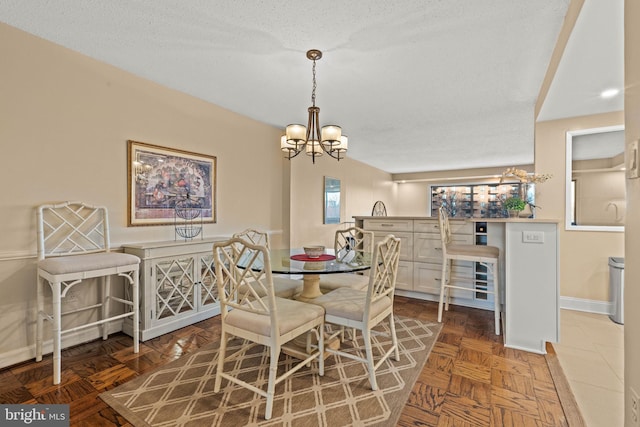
0 23 389 366
625 0 640 424
288 155 394 248
573 170 626 226
535 111 624 302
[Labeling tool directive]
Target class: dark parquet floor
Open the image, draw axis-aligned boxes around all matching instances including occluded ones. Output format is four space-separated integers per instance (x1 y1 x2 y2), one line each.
0 297 573 426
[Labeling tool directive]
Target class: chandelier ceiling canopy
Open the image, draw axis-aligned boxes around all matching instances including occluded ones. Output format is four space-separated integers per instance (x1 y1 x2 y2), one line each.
280 49 347 163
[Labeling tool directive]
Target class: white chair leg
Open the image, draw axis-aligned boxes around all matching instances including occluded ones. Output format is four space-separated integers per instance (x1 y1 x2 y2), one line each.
52 281 62 385
102 276 110 340
214 330 227 393
362 328 378 391
35 274 44 362
389 314 400 362
317 326 325 376
132 270 140 353
445 259 452 311
437 258 449 323
265 345 280 420
493 261 501 335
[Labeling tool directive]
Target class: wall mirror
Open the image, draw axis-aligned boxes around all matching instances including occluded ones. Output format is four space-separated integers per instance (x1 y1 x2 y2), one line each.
324 176 341 224
565 125 625 231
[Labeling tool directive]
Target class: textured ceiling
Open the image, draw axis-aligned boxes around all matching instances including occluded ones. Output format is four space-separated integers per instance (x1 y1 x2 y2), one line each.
0 0 622 174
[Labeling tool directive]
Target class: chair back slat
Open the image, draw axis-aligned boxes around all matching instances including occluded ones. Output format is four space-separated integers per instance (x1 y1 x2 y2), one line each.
214 237 277 319
37 201 110 260
334 227 374 263
438 206 452 247
233 228 271 249
367 234 401 308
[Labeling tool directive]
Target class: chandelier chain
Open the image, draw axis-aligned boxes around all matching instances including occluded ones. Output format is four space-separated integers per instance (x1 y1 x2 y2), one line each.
311 59 317 107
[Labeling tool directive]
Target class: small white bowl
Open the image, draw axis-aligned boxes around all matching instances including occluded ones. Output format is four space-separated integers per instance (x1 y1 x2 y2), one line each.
303 245 325 258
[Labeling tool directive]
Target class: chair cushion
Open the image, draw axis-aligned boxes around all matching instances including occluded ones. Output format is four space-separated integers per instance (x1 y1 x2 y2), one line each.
38 252 140 275
447 244 499 259
226 296 324 338
309 287 392 322
319 273 369 292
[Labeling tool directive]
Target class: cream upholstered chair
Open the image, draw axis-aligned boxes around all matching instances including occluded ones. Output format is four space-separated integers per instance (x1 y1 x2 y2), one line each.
437 206 501 335
35 201 140 384
309 234 401 391
232 228 303 298
318 226 374 293
213 237 325 420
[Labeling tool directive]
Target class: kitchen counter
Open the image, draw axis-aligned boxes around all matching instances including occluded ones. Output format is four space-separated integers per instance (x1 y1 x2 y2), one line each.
354 216 559 354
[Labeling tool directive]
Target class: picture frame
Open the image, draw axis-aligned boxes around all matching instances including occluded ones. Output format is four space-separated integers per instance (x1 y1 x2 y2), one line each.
127 140 216 226
323 176 341 224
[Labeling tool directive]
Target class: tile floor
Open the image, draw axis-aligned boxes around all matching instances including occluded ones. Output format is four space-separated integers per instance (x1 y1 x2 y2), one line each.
553 308 624 426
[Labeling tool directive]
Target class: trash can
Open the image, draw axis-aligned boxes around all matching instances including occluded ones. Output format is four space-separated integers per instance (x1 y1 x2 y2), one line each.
609 257 624 324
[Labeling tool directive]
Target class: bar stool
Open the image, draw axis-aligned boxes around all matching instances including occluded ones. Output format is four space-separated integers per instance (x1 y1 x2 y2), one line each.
36 201 140 384
437 206 501 335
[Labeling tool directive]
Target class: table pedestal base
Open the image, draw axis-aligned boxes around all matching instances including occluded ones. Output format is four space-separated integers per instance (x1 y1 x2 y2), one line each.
296 274 323 301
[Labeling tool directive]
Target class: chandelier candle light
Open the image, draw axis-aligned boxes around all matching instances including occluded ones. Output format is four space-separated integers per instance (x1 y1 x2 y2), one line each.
281 49 348 163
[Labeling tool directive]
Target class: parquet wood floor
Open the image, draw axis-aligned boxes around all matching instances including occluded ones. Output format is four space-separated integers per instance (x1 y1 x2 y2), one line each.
0 297 573 426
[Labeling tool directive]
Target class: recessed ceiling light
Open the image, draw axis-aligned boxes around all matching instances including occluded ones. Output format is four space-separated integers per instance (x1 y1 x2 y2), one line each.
601 88 620 98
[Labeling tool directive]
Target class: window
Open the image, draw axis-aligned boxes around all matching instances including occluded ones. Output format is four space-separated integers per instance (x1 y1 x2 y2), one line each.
430 183 529 218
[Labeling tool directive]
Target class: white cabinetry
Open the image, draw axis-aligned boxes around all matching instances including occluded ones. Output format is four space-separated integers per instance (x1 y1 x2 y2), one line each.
356 216 560 354
502 222 559 353
122 238 226 341
359 217 489 310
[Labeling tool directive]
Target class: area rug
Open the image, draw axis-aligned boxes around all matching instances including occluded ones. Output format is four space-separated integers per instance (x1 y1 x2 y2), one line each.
100 316 442 427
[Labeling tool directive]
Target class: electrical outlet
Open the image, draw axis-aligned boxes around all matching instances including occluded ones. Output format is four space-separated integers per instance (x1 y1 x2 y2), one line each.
522 231 544 243
631 387 640 426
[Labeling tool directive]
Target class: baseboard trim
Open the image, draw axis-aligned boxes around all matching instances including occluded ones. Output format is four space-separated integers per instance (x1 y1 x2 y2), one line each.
0 322 124 370
559 296 612 315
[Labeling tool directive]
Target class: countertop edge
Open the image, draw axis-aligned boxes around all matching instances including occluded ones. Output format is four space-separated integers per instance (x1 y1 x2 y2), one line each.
353 216 561 224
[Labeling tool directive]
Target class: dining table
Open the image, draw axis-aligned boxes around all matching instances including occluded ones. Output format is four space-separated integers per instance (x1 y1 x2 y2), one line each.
236 247 373 358
238 248 373 301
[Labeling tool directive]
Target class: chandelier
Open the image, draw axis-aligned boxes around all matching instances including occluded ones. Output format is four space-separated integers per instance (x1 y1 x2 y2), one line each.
280 49 348 163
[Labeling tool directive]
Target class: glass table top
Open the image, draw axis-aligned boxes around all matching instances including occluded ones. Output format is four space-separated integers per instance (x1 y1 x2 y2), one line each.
239 248 373 275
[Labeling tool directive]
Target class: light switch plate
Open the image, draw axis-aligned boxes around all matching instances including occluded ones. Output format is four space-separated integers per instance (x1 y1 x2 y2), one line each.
628 139 639 179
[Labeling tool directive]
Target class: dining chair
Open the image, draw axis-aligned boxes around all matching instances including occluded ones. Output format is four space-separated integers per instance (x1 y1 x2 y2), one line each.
213 237 325 420
308 234 401 391
318 226 374 293
437 206 501 335
232 228 303 298
35 201 140 384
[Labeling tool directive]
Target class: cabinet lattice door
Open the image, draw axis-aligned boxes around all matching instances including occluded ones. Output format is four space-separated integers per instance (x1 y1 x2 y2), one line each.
154 257 196 320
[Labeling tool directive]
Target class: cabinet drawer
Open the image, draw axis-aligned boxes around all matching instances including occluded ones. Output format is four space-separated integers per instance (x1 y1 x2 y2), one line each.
414 219 472 235
413 219 439 233
373 232 413 261
396 260 413 291
413 232 473 263
364 219 413 232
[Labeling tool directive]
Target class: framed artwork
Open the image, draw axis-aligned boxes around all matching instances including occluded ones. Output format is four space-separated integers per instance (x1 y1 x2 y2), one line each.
127 140 216 226
323 176 341 224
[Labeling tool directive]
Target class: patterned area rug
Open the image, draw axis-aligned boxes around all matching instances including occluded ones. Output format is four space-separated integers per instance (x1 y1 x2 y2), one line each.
100 316 442 426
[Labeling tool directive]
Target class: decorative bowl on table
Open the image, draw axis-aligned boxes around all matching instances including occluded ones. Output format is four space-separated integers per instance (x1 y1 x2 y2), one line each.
303 245 325 258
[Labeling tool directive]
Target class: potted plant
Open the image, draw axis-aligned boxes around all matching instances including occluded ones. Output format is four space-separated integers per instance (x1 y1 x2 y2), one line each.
504 197 526 218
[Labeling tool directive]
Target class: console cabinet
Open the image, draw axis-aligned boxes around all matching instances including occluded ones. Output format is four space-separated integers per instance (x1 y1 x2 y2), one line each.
122 237 227 341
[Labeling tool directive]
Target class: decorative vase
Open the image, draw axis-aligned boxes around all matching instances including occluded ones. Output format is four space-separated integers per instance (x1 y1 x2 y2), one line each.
508 210 520 218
